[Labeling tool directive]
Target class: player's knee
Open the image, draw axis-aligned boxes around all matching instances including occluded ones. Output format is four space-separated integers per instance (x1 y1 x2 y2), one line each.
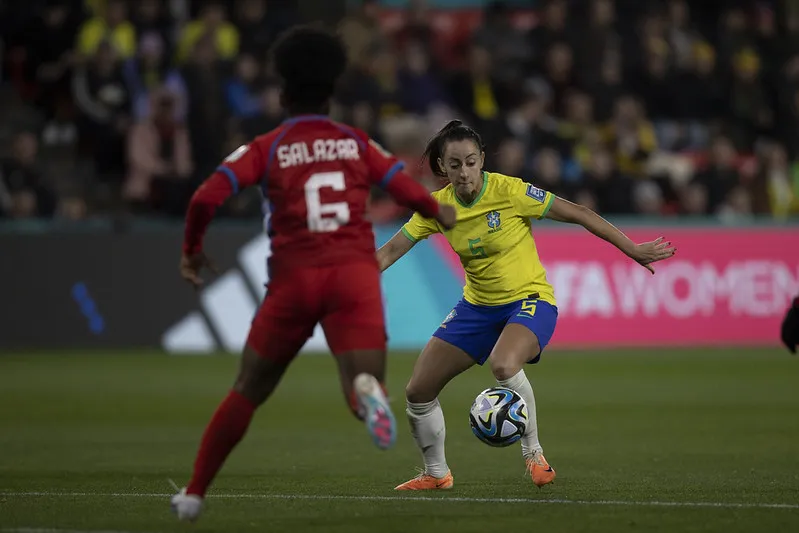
405 381 436 404
489 358 522 381
233 347 287 406
233 378 268 406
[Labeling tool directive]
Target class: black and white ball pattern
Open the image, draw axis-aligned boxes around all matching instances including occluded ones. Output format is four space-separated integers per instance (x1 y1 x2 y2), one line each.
469 387 528 447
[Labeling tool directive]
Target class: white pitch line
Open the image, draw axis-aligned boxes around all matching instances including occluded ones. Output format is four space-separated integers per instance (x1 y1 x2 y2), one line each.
1 529 145 533
0 491 797 510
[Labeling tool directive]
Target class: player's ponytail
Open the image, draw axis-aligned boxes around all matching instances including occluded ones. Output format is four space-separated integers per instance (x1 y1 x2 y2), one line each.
422 120 485 177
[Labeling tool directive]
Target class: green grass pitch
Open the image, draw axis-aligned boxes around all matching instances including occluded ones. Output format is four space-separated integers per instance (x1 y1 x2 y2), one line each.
0 349 798 533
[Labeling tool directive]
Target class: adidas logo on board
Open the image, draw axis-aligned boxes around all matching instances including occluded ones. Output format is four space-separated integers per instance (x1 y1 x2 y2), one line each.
162 234 329 355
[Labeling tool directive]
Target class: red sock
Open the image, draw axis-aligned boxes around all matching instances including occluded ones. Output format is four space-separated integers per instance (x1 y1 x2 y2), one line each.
186 390 256 497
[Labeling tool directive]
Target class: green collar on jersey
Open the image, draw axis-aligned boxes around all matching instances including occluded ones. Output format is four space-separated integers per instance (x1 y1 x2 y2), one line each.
455 171 488 208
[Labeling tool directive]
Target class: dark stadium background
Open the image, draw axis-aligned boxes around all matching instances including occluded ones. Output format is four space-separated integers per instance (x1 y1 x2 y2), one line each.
2 0 799 222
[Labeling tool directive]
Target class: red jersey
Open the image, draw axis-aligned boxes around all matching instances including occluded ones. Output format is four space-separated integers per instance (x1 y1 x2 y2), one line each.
183 115 440 273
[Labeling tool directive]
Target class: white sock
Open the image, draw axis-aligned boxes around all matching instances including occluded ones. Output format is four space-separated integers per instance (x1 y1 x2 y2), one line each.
406 399 448 478
497 369 542 459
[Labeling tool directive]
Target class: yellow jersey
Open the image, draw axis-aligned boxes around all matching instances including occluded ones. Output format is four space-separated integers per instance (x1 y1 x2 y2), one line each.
177 22 240 63
77 17 136 59
402 171 557 307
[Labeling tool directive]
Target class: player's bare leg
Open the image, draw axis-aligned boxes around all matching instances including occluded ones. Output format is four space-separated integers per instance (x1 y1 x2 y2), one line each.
488 324 555 488
395 337 474 490
171 345 291 522
335 349 396 449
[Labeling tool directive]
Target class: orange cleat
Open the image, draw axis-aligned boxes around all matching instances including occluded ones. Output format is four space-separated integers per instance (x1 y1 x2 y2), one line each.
526 452 556 488
394 470 454 491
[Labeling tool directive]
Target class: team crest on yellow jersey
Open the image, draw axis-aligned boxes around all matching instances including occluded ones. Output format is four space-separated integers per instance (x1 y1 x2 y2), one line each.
486 210 502 233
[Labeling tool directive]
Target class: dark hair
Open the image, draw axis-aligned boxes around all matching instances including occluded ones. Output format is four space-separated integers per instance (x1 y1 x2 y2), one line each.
422 120 485 177
270 25 348 115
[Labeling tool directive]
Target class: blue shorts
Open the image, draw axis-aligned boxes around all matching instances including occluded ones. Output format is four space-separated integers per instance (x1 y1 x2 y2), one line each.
432 297 558 365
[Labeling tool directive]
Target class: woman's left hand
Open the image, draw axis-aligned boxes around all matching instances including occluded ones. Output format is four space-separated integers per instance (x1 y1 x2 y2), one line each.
627 237 676 274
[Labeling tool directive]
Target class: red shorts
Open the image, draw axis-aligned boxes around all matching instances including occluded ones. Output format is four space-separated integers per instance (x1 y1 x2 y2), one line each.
246 260 386 363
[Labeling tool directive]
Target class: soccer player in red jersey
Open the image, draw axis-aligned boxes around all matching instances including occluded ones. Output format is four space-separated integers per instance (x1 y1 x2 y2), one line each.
170 26 456 522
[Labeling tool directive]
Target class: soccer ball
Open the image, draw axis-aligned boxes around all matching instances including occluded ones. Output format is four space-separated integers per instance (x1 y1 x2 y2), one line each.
469 387 528 447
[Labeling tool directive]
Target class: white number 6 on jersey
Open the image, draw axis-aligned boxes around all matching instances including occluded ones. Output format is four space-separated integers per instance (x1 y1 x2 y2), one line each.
304 171 351 232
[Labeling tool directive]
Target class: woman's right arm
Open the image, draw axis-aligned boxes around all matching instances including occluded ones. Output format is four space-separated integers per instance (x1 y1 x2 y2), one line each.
376 230 417 272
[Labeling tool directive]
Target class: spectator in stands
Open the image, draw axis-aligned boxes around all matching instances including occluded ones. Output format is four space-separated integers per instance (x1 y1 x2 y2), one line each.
339 43 409 122
672 41 722 148
180 35 228 179
502 91 558 154
692 136 742 214
338 0 385 73
541 41 577 117
666 0 698 72
750 143 799 218
717 185 754 222
72 40 130 188
25 1 79 120
235 0 295 60
786 1 799 49
0 132 57 219
236 0 269 57
729 48 772 148
717 7 752 71
338 41 379 119
370 45 405 119
752 4 779 76
577 147 634 215
240 82 284 140
131 0 174 53
555 89 593 157
592 52 624 122
636 12 669 76
124 90 192 216
601 95 657 178
447 43 508 128
124 33 187 122
494 137 532 183
633 180 665 216
225 53 263 119
397 40 448 117
634 41 675 131
84 0 104 17
778 54 799 156
349 101 385 148
529 0 570 73
392 0 437 63
177 1 239 64
679 180 709 216
77 0 136 60
574 0 618 90
473 0 531 87
531 147 563 195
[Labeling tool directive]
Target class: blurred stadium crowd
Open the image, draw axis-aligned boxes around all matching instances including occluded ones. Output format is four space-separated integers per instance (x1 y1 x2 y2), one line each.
1 0 799 223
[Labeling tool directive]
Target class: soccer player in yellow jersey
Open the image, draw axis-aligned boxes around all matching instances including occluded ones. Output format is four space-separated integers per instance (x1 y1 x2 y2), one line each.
377 120 676 490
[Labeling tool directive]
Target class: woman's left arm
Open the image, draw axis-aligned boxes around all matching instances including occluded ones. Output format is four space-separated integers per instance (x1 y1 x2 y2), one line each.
546 196 676 274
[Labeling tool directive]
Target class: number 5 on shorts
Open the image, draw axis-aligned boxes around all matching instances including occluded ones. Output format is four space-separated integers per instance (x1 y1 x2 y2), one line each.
518 299 537 318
